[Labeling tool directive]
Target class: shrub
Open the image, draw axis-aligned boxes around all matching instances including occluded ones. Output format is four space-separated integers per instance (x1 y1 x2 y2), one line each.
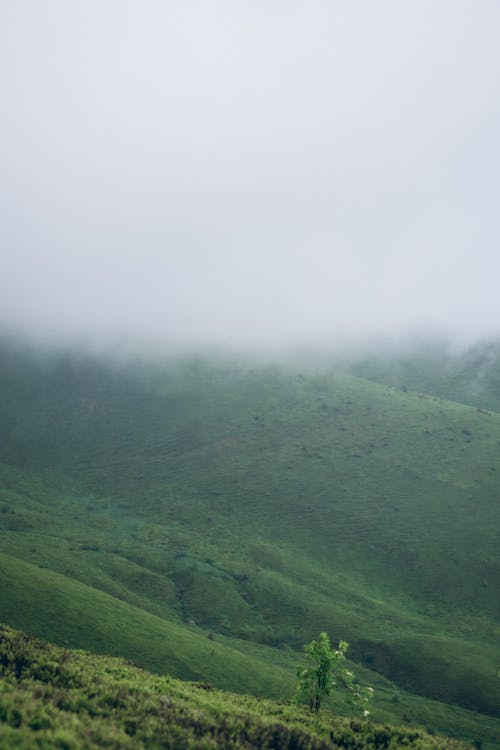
296 633 373 714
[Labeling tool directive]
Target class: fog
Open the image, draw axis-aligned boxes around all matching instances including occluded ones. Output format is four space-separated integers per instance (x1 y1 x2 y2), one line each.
2 1 500 355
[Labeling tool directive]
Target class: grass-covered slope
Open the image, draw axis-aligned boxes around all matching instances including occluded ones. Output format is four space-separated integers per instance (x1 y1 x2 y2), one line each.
0 339 499 745
2 552 499 749
0 624 470 750
0 553 295 698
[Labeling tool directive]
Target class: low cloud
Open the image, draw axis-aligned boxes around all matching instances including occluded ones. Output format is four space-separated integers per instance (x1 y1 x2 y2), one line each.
2 1 500 355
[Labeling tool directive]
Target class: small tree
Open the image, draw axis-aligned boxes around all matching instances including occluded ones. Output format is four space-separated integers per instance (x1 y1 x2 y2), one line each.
296 633 373 714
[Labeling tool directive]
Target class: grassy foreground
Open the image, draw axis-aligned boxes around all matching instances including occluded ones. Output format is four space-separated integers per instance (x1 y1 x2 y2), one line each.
0 624 470 750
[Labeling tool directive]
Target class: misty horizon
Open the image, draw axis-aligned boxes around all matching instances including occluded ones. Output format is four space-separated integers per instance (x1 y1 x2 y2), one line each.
2 2 500 355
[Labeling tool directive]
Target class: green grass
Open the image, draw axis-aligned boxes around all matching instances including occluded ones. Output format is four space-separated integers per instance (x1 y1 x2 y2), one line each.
1 339 500 747
1 552 499 748
0 553 296 698
0 624 472 749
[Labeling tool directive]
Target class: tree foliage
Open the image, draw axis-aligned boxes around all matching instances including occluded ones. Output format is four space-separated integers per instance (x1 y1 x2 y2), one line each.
296 632 373 714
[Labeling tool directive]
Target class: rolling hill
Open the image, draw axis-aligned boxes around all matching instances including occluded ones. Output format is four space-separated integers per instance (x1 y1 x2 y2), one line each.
0 337 499 748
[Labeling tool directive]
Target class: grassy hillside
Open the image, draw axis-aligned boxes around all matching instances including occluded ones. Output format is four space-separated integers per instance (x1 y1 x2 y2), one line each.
2 553 499 748
1 338 499 746
0 624 472 749
0 553 296 698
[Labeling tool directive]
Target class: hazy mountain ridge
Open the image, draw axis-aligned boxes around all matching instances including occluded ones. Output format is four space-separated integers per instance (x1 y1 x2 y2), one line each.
344 339 500 413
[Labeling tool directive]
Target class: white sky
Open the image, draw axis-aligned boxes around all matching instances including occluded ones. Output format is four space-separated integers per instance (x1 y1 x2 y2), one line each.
2 1 500 353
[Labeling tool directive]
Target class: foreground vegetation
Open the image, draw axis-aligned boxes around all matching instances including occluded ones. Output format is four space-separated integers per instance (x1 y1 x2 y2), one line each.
0 625 471 749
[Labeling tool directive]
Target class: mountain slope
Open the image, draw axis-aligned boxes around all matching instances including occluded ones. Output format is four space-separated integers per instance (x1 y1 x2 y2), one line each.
1 339 499 745
0 552 295 698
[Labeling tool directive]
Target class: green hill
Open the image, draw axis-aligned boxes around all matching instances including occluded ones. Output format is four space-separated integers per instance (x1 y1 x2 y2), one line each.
1 338 499 747
0 553 296 698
